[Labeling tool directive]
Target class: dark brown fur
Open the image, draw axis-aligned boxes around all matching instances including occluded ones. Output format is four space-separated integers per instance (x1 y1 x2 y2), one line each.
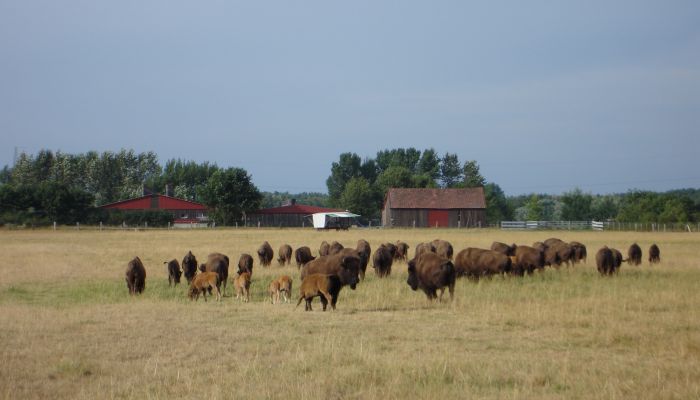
407 252 456 302
238 253 254 276
294 246 316 269
164 259 182 286
356 239 371 280
649 244 661 264
569 241 587 264
300 248 361 308
454 248 511 280
329 241 344 255
395 241 409 262
596 247 616 275
372 244 394 278
126 256 146 295
182 251 198 284
257 241 274 267
490 242 517 256
628 243 642 266
432 240 453 260
513 246 545 276
277 244 293 266
204 253 229 296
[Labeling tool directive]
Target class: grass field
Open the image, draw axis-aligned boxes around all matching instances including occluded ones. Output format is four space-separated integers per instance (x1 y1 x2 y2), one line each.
0 228 698 399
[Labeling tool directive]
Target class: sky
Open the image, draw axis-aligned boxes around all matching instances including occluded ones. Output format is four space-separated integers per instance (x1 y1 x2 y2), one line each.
1 1 699 195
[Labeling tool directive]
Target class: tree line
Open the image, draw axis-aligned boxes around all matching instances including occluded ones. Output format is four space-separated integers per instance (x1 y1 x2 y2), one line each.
1 148 698 226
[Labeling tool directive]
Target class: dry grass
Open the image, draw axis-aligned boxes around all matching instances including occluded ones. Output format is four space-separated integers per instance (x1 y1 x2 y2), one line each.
0 228 699 399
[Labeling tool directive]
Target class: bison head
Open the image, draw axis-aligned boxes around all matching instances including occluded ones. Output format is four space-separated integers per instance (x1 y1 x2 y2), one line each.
406 259 419 291
199 263 206 272
339 255 360 289
187 286 199 300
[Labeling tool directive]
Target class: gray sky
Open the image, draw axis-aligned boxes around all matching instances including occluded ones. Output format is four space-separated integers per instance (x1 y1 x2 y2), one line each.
2 1 699 195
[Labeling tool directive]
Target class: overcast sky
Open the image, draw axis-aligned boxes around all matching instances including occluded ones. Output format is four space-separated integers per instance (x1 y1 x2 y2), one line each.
1 1 699 195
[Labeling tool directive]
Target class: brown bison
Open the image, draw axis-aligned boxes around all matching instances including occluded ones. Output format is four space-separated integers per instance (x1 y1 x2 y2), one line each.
490 242 517 256
257 241 274 267
395 241 409 262
414 242 436 259
611 248 624 270
126 256 146 295
234 272 251 302
319 241 330 257
329 241 345 255
548 242 574 268
300 248 361 309
188 271 221 301
628 243 642 266
237 253 254 276
407 252 456 302
544 237 564 247
432 239 453 260
513 246 545 276
164 259 182 286
649 244 661 264
269 275 293 304
294 246 316 269
596 247 616 275
204 253 229 296
356 239 371 280
454 248 511 279
372 244 394 278
569 241 587 264
182 251 198 284
277 244 293 266
296 274 337 311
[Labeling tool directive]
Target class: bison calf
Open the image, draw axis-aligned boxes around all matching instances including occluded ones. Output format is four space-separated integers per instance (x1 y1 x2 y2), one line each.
164 259 182 286
234 272 252 302
270 275 293 304
296 274 338 311
126 256 146 295
188 272 221 301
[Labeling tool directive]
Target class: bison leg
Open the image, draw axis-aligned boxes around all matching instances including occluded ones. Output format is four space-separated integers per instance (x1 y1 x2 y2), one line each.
305 298 313 311
320 295 328 311
214 285 222 302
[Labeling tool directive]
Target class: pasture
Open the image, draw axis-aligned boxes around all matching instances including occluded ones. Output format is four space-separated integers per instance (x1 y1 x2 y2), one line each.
0 228 699 399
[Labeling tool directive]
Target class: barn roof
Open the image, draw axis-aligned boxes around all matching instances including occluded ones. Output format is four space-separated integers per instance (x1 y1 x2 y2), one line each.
250 204 343 215
99 194 207 210
384 187 486 209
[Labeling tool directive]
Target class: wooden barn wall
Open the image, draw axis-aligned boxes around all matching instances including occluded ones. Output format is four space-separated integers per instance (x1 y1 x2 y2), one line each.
383 209 485 228
247 214 312 227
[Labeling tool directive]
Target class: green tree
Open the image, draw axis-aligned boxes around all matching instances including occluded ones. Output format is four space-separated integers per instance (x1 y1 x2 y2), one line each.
462 160 485 188
417 148 440 181
326 153 363 207
561 188 593 220
375 166 414 194
484 183 511 224
339 177 378 221
439 153 462 188
199 168 262 225
525 194 542 220
591 195 618 221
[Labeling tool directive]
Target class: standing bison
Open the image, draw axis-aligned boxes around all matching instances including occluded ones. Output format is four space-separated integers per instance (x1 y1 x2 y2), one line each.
126 256 146 295
596 247 616 275
319 241 330 257
372 244 394 277
329 241 345 255
356 239 371 280
237 253 254 276
649 244 661 264
300 248 361 310
395 241 409 262
277 244 293 266
257 241 273 267
569 241 587 264
204 253 229 296
407 252 456 302
414 242 435 259
294 246 316 269
628 243 642 266
164 259 182 286
490 242 517 256
432 239 454 260
513 246 545 276
182 251 198 284
454 248 511 280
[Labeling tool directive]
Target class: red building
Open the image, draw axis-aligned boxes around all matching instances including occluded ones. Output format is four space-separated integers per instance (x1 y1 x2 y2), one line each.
381 188 486 228
100 194 209 226
248 200 341 227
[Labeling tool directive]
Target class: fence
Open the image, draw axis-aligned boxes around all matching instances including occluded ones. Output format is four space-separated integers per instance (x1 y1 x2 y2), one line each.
501 220 699 232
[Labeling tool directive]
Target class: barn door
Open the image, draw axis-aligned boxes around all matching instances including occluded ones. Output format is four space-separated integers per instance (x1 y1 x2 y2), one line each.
427 210 449 228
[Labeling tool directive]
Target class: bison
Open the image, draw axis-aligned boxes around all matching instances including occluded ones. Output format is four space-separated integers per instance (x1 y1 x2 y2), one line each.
649 244 661 264
234 272 251 302
454 248 511 280
596 247 616 275
277 244 293 266
628 243 642 266
319 241 330 257
126 256 146 295
372 244 394 278
237 253 254 276
490 242 517 256
294 246 316 269
257 241 274 267
432 239 453 260
182 251 198 284
295 274 337 311
395 241 410 262
356 239 371 280
513 246 545 276
569 241 587 264
407 252 456 302
164 259 182 286
414 242 436 259
611 248 624 270
204 253 229 296
300 248 361 309
329 241 344 255
188 271 221 301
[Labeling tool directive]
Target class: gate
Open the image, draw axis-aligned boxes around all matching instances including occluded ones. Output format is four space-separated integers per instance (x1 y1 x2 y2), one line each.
428 210 449 228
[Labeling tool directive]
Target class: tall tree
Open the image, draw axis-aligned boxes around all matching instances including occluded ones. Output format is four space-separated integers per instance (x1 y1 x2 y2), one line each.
439 153 462 188
525 194 542 220
484 183 511 224
199 168 262 225
326 153 363 207
417 148 440 181
462 160 485 188
339 177 378 221
561 188 593 220
375 166 414 194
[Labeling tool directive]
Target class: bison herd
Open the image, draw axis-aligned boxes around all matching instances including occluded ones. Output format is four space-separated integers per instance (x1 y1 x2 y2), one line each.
125 238 662 310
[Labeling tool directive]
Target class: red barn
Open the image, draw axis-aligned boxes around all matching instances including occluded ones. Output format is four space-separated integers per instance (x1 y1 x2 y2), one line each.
100 193 209 227
381 188 486 228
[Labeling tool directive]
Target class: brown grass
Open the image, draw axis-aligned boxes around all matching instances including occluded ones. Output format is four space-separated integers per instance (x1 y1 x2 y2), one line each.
0 228 699 399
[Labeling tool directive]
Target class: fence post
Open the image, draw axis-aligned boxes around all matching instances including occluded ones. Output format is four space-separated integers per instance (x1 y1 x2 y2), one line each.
145 221 148 229
100 221 103 231
53 221 56 231
167 222 170 229
76 222 80 231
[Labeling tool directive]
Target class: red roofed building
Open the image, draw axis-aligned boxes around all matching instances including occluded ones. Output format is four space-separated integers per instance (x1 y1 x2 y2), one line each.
382 188 486 228
100 193 209 226
248 199 342 227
